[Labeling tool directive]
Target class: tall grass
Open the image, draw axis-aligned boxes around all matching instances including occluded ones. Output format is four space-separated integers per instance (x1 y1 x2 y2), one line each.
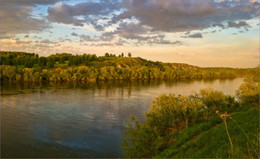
155 107 259 158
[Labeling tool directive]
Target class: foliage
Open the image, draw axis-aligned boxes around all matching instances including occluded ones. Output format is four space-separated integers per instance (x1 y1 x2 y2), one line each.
198 88 238 114
148 94 206 132
122 94 207 158
155 108 259 158
122 81 259 158
236 76 259 104
122 115 161 158
0 51 256 82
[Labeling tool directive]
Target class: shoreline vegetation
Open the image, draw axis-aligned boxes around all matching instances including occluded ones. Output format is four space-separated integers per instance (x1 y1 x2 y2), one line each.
122 75 259 158
0 51 257 82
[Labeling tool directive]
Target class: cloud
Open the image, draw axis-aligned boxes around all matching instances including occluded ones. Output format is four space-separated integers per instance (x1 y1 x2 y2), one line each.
227 21 250 29
40 39 54 44
102 22 150 40
70 32 98 42
79 35 95 41
71 32 78 36
111 0 259 32
101 22 181 45
0 5 48 37
2 0 258 42
1 0 259 50
46 0 259 34
0 0 62 38
212 23 225 29
0 0 64 6
181 33 203 38
111 0 217 32
47 1 120 29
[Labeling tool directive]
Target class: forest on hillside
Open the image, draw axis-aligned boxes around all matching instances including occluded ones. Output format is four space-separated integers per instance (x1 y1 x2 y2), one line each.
0 51 257 82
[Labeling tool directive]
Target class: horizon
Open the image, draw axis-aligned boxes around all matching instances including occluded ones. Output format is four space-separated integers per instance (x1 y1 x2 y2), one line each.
0 0 259 68
1 50 257 69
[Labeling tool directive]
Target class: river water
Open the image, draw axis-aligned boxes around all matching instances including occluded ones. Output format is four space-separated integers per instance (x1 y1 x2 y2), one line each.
1 78 244 157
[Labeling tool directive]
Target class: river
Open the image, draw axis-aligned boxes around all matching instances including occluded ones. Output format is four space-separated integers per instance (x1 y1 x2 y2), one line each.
1 78 244 157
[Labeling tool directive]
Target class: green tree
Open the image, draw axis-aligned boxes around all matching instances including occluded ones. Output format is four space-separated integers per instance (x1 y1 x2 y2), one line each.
39 57 47 67
236 77 259 104
105 52 109 57
47 58 55 68
122 93 206 158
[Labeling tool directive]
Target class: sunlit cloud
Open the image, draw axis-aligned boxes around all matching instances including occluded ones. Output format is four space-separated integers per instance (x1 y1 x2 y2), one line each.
0 0 259 67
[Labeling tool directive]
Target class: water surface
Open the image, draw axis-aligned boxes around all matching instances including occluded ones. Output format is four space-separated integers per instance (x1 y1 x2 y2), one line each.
1 78 244 158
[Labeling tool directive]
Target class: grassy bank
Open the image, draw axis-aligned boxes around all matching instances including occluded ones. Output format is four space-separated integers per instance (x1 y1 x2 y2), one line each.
122 76 259 158
155 105 259 158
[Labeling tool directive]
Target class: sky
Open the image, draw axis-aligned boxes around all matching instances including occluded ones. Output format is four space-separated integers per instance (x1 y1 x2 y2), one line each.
0 0 259 68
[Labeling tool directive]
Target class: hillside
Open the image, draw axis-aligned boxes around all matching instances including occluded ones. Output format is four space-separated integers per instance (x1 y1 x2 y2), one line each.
0 51 200 70
0 51 257 82
155 105 259 158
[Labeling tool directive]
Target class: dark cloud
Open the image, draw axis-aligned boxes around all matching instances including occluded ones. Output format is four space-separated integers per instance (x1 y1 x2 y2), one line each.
181 33 203 38
0 5 48 37
212 23 225 29
102 22 150 40
0 0 64 6
24 35 30 38
101 22 180 45
46 0 259 33
47 1 120 29
0 0 62 38
70 33 97 42
71 32 78 36
145 35 183 45
114 38 128 46
79 35 95 41
112 0 216 32
111 0 259 33
227 21 250 29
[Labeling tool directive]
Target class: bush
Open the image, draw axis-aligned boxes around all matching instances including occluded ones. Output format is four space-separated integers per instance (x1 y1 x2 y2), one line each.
122 88 243 158
122 94 207 158
236 77 259 104
122 115 161 158
199 88 228 114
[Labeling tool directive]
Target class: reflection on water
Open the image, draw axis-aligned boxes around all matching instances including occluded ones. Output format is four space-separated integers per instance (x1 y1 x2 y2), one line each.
1 78 244 158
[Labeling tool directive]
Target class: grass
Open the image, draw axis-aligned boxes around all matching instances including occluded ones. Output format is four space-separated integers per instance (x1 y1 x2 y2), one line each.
155 105 259 158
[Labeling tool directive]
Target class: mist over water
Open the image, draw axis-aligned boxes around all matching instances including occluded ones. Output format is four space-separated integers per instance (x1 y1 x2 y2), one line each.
1 78 244 158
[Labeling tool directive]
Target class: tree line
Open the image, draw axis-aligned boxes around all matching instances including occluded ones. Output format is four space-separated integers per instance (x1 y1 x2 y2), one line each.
0 51 257 82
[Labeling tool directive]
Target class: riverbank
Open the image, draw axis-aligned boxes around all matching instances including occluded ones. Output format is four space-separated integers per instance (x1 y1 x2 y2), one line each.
122 76 259 158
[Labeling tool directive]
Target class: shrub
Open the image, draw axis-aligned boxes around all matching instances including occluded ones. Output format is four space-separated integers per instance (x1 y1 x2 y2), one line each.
122 94 207 158
199 88 228 114
236 78 259 104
